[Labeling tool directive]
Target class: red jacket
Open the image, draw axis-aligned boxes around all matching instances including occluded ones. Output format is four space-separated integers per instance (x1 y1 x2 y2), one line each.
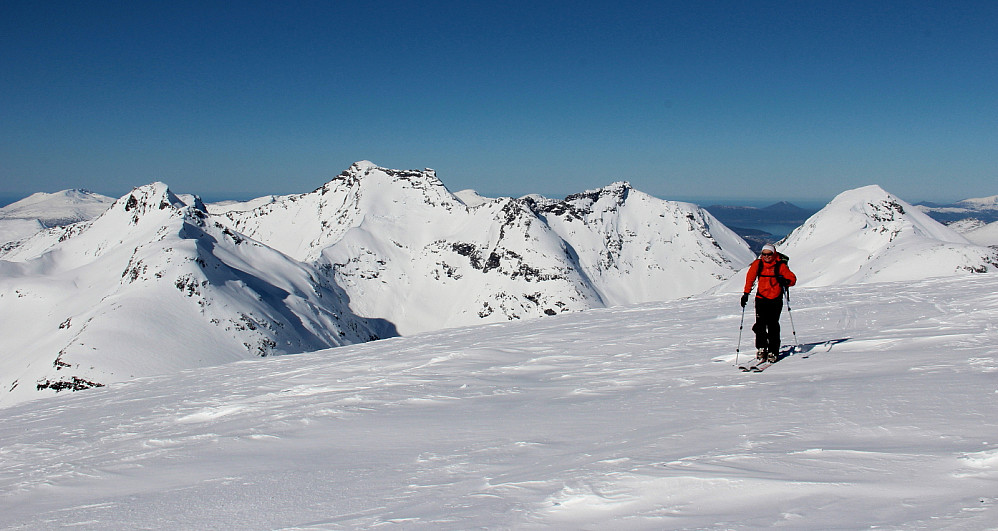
744 258 797 300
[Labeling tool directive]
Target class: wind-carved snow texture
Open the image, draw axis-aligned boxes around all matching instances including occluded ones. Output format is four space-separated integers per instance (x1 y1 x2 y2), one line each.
1 274 998 529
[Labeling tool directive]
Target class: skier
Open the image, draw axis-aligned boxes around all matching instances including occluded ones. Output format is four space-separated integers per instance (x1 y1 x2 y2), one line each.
740 244 797 363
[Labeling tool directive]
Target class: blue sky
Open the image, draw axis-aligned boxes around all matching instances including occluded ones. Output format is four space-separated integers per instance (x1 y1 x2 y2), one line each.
2 1 995 204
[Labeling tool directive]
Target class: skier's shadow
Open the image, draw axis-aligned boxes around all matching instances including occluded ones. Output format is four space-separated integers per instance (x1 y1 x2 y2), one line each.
777 337 851 361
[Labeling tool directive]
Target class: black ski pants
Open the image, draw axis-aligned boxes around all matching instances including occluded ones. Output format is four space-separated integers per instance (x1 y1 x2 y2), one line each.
753 295 783 354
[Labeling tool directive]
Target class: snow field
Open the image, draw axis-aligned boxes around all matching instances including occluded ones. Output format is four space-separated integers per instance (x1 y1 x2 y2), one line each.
1 274 997 529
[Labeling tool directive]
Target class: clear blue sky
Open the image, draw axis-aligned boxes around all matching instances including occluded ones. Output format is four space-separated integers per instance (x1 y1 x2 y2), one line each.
2 1 995 204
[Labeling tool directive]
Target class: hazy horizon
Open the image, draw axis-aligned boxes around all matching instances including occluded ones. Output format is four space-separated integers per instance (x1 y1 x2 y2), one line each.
1 184 990 212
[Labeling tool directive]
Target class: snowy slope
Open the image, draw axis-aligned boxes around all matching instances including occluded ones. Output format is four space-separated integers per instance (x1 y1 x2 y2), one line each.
0 189 114 226
957 194 998 210
220 161 753 333
453 188 491 207
918 194 998 215
1 273 997 529
0 163 752 407
218 162 603 333
0 218 44 247
948 218 998 247
205 194 282 214
778 185 998 286
0 189 114 245
961 221 998 247
531 182 753 306
916 194 998 226
947 218 988 233
219 162 467 263
0 183 394 407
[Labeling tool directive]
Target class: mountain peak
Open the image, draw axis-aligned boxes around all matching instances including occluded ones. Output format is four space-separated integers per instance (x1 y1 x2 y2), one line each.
832 184 890 202
334 161 449 194
779 185 997 286
562 181 633 208
350 160 378 172
109 182 198 225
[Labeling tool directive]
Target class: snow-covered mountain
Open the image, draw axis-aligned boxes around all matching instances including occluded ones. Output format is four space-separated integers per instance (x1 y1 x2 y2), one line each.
916 194 998 225
2 273 997 529
0 189 114 245
714 184 998 294
219 161 754 333
0 182 394 407
526 182 751 306
959 221 998 247
0 188 114 226
205 194 282 214
0 218 44 247
943 218 998 247
777 185 998 286
956 194 998 211
0 162 753 406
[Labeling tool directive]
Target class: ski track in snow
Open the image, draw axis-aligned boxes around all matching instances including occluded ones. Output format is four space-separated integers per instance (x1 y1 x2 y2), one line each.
2 275 998 529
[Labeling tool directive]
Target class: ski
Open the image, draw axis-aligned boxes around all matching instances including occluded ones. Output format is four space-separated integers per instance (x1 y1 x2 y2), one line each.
738 347 793 372
739 355 773 371
739 360 772 372
736 339 851 372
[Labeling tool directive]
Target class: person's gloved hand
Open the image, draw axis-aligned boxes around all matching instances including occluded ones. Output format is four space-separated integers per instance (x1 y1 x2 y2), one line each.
740 293 749 307
778 277 790 287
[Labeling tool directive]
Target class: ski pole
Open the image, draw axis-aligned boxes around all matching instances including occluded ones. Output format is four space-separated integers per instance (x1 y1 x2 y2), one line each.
785 288 799 352
735 304 746 366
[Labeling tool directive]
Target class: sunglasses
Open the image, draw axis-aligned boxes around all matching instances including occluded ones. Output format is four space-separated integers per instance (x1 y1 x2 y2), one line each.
761 252 774 256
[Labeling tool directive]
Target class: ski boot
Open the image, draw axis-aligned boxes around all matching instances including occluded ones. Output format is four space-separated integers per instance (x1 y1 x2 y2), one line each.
756 348 768 361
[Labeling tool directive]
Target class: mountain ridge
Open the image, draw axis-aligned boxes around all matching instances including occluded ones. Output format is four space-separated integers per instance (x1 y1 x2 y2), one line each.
3 167 995 408
217 163 754 333
0 181 395 406
1 162 752 406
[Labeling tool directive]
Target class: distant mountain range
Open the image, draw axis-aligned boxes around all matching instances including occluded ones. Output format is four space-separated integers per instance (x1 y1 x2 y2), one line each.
0 162 753 406
707 195 998 250
2 164 996 407
915 196 998 224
